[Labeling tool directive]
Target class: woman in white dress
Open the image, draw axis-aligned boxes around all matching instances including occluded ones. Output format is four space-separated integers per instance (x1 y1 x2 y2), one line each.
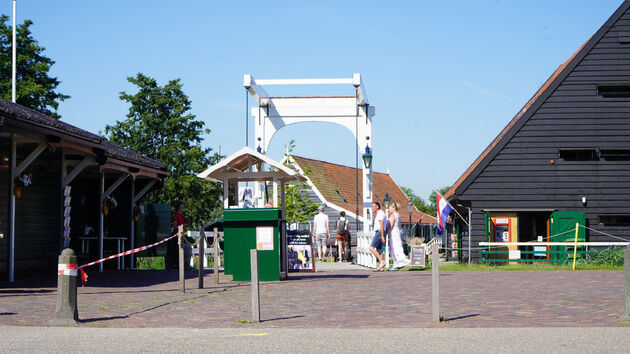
387 202 411 270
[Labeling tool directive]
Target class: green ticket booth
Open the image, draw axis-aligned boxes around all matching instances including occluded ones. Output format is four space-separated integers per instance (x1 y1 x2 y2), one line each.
223 208 286 281
197 147 306 282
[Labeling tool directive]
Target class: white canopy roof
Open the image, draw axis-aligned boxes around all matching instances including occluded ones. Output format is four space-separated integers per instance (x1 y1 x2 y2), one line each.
196 146 306 183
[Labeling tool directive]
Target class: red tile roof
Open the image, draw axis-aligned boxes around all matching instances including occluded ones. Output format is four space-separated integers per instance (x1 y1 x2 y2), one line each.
292 155 437 224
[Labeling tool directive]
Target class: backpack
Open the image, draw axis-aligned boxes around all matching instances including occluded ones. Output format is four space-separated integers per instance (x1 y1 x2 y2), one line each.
337 218 349 234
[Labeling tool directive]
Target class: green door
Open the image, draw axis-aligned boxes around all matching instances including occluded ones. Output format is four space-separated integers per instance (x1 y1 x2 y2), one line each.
550 212 585 262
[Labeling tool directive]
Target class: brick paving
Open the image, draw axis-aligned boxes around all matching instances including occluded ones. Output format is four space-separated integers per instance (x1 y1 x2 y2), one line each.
1 264 628 328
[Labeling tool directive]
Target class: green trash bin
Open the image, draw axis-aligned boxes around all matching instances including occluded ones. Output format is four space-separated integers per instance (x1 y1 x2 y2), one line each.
223 208 286 281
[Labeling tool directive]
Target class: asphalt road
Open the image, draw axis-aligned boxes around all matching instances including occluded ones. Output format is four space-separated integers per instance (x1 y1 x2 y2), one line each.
1 326 629 353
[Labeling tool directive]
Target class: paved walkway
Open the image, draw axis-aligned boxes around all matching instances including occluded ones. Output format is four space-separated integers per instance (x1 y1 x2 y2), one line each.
1 264 629 328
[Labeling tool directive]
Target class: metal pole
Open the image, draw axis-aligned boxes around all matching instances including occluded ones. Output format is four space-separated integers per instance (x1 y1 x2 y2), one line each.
432 243 440 322
12 0 17 103
250 249 260 323
467 207 472 266
98 171 104 272
198 226 204 289
8 135 16 282
623 246 629 320
214 227 219 284
129 179 135 269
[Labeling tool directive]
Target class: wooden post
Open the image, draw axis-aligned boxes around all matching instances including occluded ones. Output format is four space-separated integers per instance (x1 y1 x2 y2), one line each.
198 226 204 289
432 243 440 322
214 227 220 284
178 225 185 293
624 246 630 320
251 249 260 323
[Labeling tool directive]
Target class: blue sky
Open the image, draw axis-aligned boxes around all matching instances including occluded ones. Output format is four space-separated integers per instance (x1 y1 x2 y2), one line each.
1 0 624 200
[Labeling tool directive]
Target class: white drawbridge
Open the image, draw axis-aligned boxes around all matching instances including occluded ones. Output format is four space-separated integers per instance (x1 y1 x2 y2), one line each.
244 73 375 231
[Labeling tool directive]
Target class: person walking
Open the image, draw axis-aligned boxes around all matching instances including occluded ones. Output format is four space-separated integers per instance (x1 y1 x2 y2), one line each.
313 205 330 262
335 211 350 262
167 202 192 269
387 202 411 270
369 202 388 271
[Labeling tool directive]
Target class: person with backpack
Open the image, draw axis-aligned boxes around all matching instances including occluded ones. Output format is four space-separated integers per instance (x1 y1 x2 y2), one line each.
336 211 350 262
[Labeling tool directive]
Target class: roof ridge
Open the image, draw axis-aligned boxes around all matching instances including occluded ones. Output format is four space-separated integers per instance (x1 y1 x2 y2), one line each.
292 154 389 176
445 0 630 199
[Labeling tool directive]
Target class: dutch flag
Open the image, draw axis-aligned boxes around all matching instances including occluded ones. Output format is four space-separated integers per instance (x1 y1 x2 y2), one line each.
436 191 453 235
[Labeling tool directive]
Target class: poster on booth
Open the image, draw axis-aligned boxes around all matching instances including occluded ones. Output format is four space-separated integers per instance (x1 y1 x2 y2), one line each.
256 226 274 251
287 231 314 271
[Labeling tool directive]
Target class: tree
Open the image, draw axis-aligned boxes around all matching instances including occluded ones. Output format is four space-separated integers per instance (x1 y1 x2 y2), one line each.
0 15 69 118
105 73 222 226
429 186 452 209
281 140 318 224
401 187 436 216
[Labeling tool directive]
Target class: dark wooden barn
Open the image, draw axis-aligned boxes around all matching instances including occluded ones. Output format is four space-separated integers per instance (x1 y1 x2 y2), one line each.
1 99 168 282
446 1 630 262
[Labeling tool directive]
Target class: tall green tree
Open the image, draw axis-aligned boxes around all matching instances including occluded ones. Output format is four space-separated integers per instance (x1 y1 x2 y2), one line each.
105 73 222 226
429 186 452 208
401 187 435 216
0 15 69 118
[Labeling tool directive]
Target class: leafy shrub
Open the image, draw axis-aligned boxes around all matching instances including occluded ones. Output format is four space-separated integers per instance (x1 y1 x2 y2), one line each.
582 246 626 266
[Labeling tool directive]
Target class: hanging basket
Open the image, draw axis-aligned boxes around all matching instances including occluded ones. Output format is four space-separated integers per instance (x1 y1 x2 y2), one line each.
13 185 22 198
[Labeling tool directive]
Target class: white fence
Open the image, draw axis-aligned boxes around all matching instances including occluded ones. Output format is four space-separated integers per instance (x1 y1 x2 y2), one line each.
186 230 223 268
356 231 377 268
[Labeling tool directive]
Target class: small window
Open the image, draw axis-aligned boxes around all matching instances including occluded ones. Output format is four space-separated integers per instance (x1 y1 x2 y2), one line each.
597 85 630 98
559 149 598 161
599 215 630 226
600 149 630 161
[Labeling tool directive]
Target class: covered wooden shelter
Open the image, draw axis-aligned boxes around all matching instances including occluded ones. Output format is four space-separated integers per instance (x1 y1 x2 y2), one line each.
0 99 169 282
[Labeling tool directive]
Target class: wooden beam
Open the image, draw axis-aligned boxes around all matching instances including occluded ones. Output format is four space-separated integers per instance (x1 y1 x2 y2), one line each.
62 157 96 187
105 174 129 196
15 143 47 176
133 180 156 204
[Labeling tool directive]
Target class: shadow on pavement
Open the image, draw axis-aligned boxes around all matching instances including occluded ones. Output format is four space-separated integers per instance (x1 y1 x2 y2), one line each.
262 315 305 323
445 314 480 322
288 274 370 281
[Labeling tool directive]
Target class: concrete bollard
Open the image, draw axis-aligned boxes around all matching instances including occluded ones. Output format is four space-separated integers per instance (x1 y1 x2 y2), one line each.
51 248 79 326
624 246 630 320
432 243 440 323
251 249 260 323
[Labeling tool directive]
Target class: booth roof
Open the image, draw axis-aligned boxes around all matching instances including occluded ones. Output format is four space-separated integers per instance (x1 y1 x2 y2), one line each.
197 146 307 183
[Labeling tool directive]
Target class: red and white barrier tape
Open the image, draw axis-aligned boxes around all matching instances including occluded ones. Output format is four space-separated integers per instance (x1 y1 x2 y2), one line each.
78 232 179 285
58 263 77 276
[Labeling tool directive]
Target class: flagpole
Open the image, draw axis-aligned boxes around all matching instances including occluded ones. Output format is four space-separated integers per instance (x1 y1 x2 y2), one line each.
437 190 469 227
12 0 17 103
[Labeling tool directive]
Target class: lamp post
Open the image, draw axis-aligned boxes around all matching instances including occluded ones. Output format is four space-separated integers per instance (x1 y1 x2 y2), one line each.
383 192 390 209
407 201 413 237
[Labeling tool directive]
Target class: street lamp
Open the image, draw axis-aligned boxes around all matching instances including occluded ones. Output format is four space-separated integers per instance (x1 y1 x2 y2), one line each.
383 192 390 209
362 145 372 169
407 201 413 237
